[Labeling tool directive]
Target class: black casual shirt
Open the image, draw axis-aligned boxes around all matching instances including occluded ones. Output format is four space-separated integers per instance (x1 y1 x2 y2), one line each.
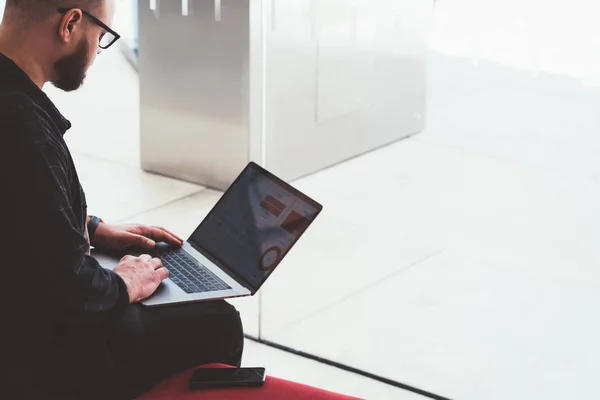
0 52 129 389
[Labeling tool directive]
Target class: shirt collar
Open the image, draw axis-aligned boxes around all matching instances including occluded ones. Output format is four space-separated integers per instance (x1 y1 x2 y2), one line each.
0 52 72 135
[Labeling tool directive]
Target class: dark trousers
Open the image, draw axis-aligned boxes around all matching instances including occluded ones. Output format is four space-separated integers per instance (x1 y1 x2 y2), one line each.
107 300 244 399
26 300 244 400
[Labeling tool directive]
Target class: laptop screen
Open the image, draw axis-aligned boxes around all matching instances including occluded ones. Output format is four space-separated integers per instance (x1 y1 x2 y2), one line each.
188 163 322 292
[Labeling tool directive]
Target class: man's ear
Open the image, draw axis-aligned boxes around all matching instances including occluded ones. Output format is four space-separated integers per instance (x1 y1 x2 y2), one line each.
57 9 83 44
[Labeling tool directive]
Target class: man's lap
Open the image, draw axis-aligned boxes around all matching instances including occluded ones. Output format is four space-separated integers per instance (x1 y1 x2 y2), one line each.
42 300 244 399
106 300 244 398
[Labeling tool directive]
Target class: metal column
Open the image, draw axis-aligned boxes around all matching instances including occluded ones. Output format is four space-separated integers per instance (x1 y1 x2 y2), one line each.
139 0 430 190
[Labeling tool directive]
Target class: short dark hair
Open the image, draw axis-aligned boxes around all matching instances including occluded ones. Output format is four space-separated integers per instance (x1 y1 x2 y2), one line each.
4 0 103 22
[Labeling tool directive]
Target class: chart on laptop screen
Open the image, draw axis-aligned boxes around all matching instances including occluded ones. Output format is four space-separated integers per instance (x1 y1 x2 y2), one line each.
190 166 319 289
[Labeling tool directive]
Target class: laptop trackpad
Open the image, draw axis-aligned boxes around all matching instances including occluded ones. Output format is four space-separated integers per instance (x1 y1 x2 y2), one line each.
91 248 184 303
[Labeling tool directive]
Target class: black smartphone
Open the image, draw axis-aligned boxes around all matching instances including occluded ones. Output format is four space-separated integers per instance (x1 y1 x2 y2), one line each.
189 367 266 390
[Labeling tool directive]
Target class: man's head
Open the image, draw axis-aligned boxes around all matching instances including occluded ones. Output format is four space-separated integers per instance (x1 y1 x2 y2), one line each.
1 0 117 91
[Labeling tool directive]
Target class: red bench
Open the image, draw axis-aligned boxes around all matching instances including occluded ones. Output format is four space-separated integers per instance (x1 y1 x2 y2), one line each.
135 364 362 400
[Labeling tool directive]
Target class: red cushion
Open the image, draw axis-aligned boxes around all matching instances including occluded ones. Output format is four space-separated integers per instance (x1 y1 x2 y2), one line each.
135 364 362 400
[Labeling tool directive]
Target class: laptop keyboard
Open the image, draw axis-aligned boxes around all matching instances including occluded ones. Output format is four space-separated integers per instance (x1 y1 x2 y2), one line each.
157 250 231 294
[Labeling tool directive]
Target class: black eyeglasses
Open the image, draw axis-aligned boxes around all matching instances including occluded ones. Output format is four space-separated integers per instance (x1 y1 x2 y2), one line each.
57 8 121 50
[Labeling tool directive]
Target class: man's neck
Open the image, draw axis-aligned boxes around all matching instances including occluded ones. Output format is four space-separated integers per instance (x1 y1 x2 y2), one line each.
0 25 49 89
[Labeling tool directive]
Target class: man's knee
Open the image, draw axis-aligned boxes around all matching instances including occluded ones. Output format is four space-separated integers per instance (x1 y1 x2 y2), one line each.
217 300 244 339
206 299 240 315
211 301 244 365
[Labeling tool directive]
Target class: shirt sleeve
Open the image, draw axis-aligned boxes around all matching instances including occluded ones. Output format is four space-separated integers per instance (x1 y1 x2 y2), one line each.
1 99 130 326
34 143 131 324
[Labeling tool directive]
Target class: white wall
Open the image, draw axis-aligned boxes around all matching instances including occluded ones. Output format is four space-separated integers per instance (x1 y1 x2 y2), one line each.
430 0 600 86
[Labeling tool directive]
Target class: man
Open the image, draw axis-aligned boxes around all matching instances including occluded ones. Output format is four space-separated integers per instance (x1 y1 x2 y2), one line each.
0 1 244 399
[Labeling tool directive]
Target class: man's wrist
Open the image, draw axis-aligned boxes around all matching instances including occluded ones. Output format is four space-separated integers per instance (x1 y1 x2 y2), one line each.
115 272 139 303
114 272 136 304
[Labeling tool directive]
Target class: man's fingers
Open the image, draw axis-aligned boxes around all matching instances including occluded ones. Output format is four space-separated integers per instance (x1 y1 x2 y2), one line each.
139 226 183 246
152 226 183 245
155 226 184 244
129 233 156 249
149 257 163 270
139 254 152 262
155 266 169 280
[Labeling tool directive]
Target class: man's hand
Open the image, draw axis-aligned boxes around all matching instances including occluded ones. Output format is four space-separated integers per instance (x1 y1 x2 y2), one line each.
93 223 184 251
114 254 169 303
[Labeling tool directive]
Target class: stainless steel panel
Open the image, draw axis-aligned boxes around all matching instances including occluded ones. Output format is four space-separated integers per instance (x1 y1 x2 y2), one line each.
139 0 429 187
139 0 250 190
263 0 429 180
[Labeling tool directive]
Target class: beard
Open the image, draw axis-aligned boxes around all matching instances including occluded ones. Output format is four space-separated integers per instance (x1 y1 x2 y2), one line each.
52 38 90 92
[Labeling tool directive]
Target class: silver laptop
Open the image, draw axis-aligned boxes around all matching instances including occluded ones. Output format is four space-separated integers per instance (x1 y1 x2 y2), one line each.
92 162 323 307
